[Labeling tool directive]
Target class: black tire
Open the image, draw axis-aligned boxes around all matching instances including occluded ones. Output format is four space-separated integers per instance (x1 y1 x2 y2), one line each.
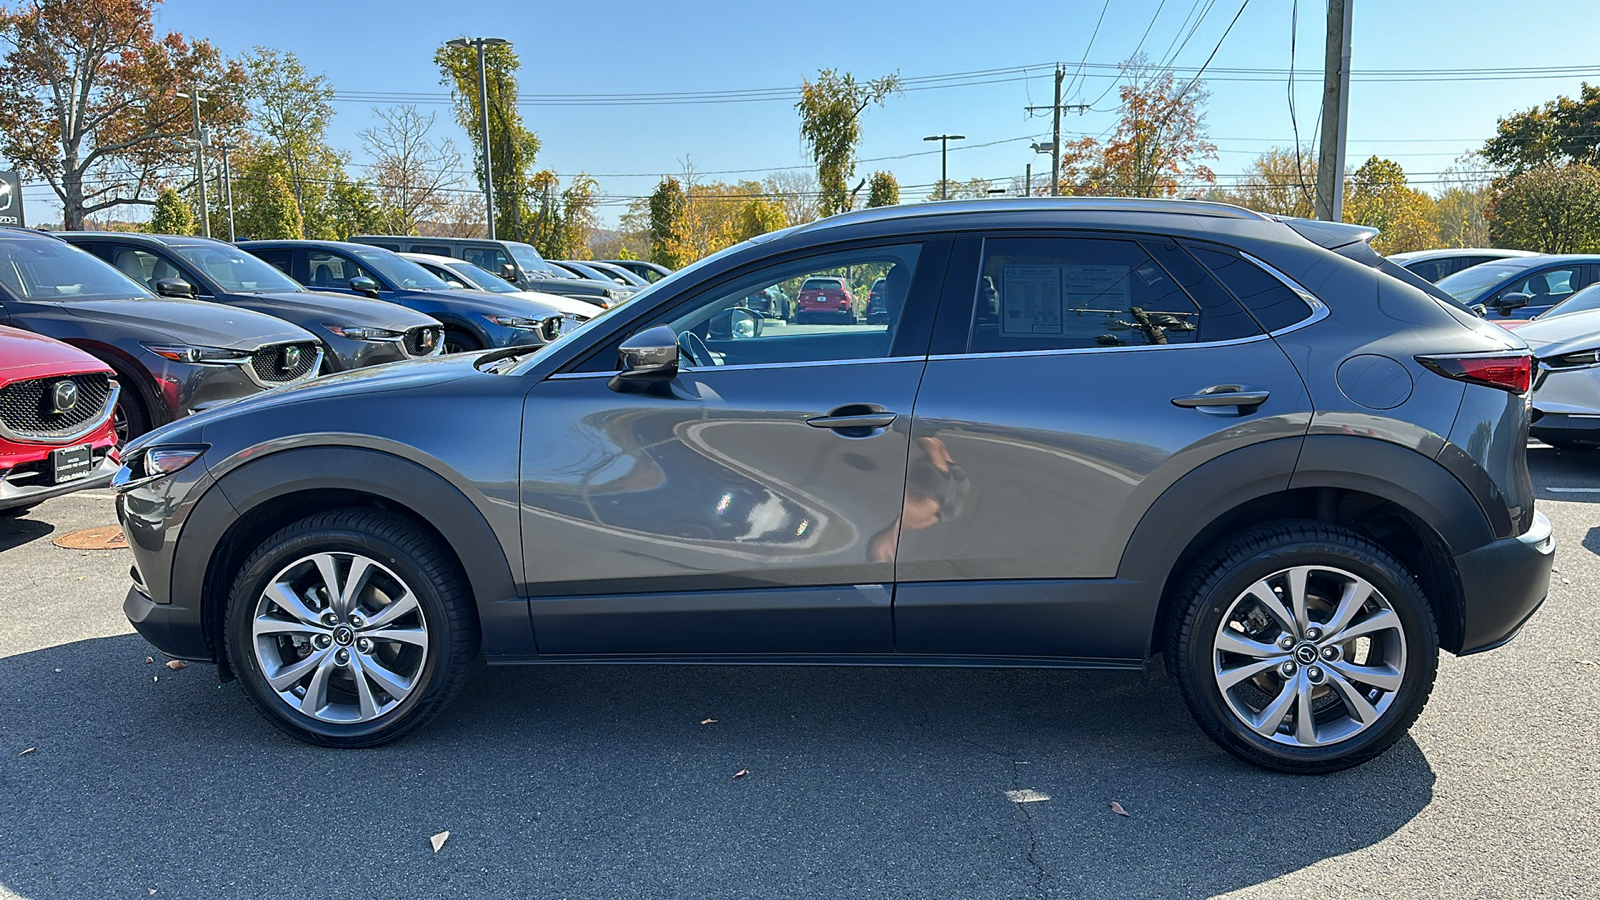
1166 521 1439 774
441 329 481 355
1539 436 1598 451
223 509 479 748
112 384 151 443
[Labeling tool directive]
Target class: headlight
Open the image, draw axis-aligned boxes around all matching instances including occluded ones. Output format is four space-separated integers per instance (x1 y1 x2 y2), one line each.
142 343 250 364
484 315 547 329
324 324 404 341
1542 349 1600 369
114 443 208 492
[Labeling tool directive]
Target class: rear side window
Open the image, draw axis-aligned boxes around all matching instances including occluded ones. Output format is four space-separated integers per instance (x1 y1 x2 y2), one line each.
1185 244 1315 332
965 236 1259 354
1405 259 1451 283
412 245 451 256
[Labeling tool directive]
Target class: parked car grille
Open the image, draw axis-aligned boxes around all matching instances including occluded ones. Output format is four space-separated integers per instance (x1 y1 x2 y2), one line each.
0 373 113 440
404 326 442 357
249 342 319 384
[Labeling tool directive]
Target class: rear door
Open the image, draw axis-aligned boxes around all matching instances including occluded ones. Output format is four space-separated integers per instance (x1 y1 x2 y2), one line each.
893 233 1314 659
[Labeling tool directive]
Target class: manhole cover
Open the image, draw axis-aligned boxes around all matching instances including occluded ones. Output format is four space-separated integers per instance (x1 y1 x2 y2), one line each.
53 526 128 550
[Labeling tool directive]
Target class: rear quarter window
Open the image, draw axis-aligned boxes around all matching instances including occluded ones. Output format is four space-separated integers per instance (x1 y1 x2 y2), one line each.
1184 244 1315 332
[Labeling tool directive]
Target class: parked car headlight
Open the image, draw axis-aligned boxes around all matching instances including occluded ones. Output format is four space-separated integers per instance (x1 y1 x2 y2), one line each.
1542 349 1600 369
484 315 547 329
323 324 404 341
141 343 250 364
114 443 209 492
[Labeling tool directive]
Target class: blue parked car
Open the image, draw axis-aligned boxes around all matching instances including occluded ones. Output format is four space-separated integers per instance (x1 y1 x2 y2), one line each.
239 240 561 353
1433 254 1600 320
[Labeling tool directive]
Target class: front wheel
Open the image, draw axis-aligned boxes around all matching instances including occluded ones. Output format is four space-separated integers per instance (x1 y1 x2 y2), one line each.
224 509 478 747
1167 522 1438 774
441 329 481 355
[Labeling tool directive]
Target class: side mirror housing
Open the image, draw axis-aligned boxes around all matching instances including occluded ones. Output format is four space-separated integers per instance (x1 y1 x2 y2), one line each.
499 263 518 282
348 276 380 298
608 325 679 392
153 277 195 299
1497 291 1531 312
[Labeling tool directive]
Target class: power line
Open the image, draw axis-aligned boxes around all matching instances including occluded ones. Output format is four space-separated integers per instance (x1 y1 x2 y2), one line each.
1086 0 1170 109
1065 0 1113 99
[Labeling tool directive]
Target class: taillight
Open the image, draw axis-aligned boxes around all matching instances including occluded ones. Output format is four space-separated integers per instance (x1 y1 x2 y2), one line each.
1416 353 1533 394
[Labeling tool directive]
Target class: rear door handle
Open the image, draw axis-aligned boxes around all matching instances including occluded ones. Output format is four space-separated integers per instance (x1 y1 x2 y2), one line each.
806 404 898 433
1171 386 1270 410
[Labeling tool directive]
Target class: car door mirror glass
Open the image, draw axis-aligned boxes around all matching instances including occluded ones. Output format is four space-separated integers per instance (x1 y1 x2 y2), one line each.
348 276 380 297
608 325 679 392
708 308 762 340
153 277 195 299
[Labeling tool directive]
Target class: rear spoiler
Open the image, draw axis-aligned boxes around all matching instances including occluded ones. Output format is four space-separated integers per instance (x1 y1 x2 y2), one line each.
1277 216 1465 307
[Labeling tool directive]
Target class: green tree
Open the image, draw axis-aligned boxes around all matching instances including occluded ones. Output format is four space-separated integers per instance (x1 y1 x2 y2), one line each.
865 171 899 208
146 187 195 235
734 196 787 242
1482 83 1600 174
436 40 541 241
0 0 246 228
320 179 383 241
1058 55 1216 198
1342 156 1438 254
648 176 687 268
557 175 599 259
231 148 303 240
1486 163 1600 253
244 48 340 235
1217 147 1318 217
796 69 901 217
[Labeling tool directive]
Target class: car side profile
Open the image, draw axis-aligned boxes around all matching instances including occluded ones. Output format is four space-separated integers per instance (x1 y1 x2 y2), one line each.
57 233 444 373
603 259 673 283
116 199 1552 773
347 235 631 307
1387 248 1537 283
0 326 120 516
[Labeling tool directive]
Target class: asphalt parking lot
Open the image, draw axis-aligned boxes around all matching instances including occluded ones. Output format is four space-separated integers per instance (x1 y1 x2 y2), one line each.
1 447 1596 900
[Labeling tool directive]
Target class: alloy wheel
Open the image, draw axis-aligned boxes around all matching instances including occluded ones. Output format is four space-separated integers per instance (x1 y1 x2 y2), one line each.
1212 565 1408 748
251 552 430 724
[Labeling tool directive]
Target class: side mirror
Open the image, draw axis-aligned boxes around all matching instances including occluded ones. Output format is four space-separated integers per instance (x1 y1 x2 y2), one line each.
499 263 518 282
348 276 380 298
153 277 195 299
708 308 762 340
1497 291 1531 312
1469 303 1488 318
608 325 678 392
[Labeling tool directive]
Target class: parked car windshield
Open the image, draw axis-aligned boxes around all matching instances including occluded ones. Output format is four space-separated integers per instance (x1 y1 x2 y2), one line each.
169 243 303 293
348 247 453 291
1540 284 1600 319
1435 260 1539 302
446 261 521 294
0 237 154 301
507 243 562 278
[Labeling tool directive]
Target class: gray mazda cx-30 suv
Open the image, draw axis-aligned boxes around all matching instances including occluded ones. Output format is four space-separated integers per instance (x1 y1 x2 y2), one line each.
113 199 1553 773
0 228 323 440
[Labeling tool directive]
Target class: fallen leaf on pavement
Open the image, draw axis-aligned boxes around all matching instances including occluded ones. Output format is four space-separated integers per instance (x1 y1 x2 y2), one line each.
17 747 35 757
1110 801 1131 817
732 769 749 779
700 718 717 725
430 831 450 853
164 660 186 670
144 657 153 665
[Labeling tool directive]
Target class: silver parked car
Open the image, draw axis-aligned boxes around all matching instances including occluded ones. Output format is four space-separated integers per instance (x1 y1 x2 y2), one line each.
1512 306 1600 448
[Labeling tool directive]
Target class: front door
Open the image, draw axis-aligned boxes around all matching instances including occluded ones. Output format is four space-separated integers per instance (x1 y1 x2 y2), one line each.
893 234 1315 658
518 240 946 655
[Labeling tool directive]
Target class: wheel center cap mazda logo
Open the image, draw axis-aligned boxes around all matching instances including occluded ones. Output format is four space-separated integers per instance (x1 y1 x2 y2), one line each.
49 380 79 414
282 346 302 373
1295 643 1319 665
332 625 355 646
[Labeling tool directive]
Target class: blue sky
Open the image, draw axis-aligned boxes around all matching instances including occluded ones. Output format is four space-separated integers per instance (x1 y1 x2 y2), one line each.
22 0 1600 226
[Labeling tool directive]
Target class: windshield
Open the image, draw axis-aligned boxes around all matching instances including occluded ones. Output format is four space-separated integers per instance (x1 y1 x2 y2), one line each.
508 243 560 278
1436 261 1538 302
349 247 453 291
1542 284 1600 319
447 260 521 294
0 237 153 301
170 243 303 293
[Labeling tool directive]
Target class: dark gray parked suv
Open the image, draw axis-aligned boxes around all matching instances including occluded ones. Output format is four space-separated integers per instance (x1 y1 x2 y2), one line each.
0 228 322 440
113 199 1553 773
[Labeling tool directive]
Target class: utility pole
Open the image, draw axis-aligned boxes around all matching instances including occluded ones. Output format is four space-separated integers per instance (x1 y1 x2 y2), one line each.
447 36 510 239
1025 162 1032 198
176 88 211 237
1025 65 1090 196
924 134 965 200
1314 0 1353 222
218 140 236 242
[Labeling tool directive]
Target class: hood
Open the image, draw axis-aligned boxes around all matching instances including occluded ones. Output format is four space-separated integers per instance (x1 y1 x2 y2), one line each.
529 275 613 296
237 290 439 331
427 288 571 320
1512 309 1600 355
509 290 608 317
0 325 113 381
58 298 315 349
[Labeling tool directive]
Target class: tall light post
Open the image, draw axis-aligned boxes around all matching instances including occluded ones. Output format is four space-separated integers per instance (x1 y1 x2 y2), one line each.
923 134 964 200
216 139 237 242
174 86 216 237
447 36 510 239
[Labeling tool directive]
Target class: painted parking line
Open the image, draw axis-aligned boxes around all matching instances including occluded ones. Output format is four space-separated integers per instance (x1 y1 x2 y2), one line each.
1546 487 1600 493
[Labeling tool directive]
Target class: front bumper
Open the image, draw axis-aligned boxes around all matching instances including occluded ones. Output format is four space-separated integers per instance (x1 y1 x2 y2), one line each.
124 584 210 660
0 446 119 511
1454 509 1555 654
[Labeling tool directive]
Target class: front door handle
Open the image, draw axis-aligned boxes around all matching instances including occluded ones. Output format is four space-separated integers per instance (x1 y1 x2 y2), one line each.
1172 386 1270 410
806 404 898 435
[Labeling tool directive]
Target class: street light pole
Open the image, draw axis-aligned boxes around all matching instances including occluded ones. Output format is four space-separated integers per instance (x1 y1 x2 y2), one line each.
447 36 510 240
923 134 965 200
176 88 211 237
218 140 237 242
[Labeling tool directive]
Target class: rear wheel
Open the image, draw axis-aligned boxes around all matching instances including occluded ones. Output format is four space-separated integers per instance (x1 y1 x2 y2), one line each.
224 509 478 747
1167 522 1438 774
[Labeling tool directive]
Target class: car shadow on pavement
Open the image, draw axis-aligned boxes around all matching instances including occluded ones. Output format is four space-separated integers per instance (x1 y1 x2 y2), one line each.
0 516 54 554
1529 445 1600 502
0 636 1435 899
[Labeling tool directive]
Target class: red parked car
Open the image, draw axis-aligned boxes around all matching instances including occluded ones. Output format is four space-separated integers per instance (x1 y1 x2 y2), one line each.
0 326 120 517
795 276 858 324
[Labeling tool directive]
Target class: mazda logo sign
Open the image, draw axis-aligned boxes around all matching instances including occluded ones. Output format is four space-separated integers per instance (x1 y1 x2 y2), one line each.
282 346 302 372
419 329 437 350
49 380 79 414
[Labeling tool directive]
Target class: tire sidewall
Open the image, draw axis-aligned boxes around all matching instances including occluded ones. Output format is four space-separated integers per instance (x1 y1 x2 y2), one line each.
225 523 460 744
1181 536 1439 770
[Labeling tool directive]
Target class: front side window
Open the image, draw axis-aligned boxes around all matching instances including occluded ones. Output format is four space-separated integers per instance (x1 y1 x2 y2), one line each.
966 236 1258 354
0 238 153 301
347 247 452 291
307 251 377 290
106 246 185 290
1503 267 1580 305
464 247 512 277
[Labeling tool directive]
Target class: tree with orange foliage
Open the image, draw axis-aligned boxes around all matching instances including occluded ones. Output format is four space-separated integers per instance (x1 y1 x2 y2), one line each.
0 0 246 228
1057 56 1217 199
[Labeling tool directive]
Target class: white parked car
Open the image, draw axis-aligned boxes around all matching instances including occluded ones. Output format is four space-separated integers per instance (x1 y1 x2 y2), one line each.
1387 248 1538 283
1517 306 1600 448
401 252 609 331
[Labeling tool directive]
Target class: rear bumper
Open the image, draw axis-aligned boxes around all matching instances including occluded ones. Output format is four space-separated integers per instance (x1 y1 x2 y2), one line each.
1454 509 1555 654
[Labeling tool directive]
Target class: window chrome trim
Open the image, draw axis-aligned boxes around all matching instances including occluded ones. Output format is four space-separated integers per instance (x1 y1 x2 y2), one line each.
1238 251 1331 337
546 355 908 380
926 331 1276 363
